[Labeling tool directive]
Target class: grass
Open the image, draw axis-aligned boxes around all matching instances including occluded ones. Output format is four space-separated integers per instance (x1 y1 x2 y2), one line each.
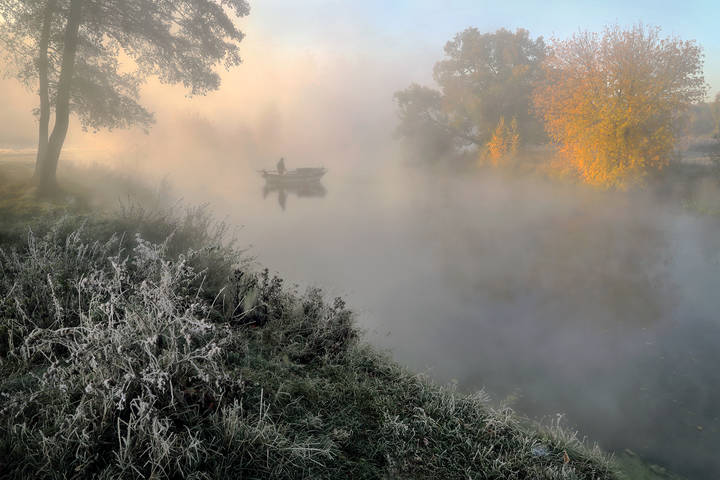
0 158 678 479
0 156 168 242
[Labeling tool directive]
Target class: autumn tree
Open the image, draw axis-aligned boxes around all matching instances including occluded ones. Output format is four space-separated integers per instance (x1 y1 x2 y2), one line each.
533 25 707 188
0 0 249 194
486 116 519 165
395 28 546 162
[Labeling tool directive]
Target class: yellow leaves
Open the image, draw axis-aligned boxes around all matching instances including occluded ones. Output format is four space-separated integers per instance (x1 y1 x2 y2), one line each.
533 24 707 189
487 117 508 164
485 116 520 166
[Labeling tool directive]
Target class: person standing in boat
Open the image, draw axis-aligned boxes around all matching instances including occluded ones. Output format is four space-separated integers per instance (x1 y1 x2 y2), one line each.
276 157 286 175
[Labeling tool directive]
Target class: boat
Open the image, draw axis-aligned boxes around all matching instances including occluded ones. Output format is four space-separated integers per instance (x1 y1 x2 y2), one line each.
260 167 327 184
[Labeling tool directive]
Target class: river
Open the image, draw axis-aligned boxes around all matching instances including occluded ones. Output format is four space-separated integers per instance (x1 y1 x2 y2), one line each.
180 158 720 478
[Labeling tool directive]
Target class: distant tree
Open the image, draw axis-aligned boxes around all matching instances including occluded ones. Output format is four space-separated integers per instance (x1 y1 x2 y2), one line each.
0 0 249 194
394 83 456 160
712 92 720 139
683 102 715 137
533 25 707 188
394 28 546 162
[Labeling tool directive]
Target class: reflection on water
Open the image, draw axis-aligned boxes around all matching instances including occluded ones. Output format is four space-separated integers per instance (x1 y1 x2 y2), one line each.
182 164 720 479
262 181 327 210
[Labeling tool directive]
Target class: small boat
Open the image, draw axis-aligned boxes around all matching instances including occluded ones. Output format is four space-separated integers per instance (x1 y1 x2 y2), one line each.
260 167 327 184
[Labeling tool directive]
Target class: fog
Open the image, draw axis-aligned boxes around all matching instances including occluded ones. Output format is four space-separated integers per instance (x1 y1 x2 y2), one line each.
167 160 719 479
3 4 720 478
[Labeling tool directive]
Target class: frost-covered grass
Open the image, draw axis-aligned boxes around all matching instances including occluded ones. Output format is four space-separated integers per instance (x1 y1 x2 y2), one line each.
0 207 621 479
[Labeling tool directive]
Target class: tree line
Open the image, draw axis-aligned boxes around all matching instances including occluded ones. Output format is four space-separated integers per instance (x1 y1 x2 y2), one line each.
395 25 710 189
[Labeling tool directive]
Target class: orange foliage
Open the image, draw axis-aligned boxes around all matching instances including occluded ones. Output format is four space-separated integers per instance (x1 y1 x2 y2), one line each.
533 25 707 188
486 116 520 166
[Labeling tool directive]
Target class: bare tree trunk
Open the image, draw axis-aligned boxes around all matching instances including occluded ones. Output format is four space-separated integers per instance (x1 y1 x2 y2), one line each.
34 0 57 183
37 0 83 195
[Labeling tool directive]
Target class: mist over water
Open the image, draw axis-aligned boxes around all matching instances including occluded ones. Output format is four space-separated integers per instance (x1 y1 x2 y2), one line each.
119 140 720 478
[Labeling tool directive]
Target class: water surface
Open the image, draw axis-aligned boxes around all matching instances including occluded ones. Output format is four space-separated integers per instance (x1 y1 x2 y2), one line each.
186 161 720 478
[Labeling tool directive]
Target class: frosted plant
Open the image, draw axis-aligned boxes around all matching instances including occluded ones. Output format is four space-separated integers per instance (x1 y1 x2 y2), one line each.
0 214 358 478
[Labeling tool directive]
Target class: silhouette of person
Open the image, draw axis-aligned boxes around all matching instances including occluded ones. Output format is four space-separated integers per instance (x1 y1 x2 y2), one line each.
277 157 286 175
